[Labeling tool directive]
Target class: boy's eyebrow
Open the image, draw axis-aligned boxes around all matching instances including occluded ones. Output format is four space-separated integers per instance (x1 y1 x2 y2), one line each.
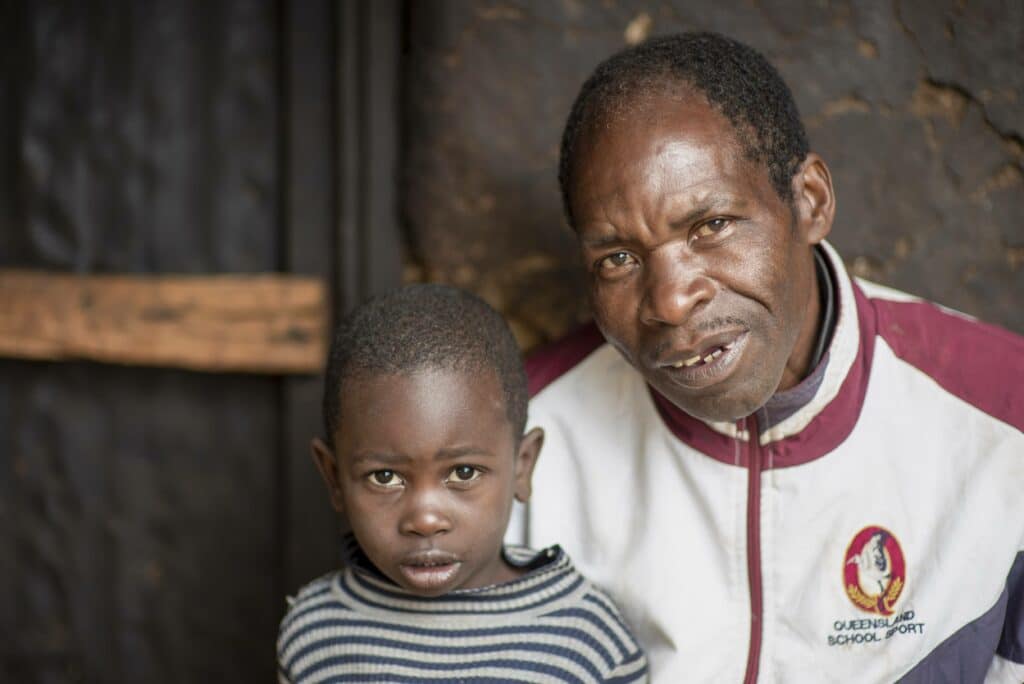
349 451 410 466
347 447 498 465
435 446 497 460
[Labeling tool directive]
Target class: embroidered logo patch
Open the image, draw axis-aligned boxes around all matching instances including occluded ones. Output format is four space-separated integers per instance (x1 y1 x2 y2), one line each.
843 526 905 616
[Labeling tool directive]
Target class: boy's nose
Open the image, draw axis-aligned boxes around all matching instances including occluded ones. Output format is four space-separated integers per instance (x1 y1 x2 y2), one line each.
639 254 714 327
399 490 453 537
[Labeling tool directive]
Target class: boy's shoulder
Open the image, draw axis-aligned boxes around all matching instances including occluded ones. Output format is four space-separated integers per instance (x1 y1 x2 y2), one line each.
286 570 344 609
508 545 647 667
278 570 350 640
295 569 339 595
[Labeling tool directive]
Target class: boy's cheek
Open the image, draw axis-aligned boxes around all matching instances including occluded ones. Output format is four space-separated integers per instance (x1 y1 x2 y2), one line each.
345 490 401 524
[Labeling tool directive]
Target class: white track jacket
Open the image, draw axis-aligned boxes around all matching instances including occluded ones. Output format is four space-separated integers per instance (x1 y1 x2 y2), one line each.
514 242 1024 683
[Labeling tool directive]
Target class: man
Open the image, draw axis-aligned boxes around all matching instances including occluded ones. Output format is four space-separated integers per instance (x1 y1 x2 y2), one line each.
517 32 1024 683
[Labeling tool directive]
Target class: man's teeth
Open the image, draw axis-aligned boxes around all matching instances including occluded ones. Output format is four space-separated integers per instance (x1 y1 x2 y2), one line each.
670 341 735 369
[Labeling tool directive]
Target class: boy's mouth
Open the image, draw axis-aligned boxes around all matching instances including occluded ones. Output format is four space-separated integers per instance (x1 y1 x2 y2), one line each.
398 550 462 592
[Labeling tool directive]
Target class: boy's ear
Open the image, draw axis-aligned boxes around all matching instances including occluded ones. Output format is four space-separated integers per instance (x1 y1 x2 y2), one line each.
513 427 544 503
311 438 345 514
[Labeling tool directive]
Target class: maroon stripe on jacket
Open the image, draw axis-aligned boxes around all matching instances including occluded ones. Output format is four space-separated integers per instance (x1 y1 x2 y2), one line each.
650 389 743 465
764 282 878 468
652 282 879 469
525 283 1024 468
872 296 1024 432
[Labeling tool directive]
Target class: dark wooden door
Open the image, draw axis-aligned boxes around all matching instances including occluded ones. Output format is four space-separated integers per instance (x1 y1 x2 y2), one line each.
0 1 401 681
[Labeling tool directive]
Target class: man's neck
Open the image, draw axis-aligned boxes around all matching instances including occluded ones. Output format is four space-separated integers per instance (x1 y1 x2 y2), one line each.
759 246 837 429
808 246 837 371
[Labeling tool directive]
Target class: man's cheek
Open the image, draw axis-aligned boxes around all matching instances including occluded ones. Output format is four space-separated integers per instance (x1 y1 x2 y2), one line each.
591 288 629 327
593 311 636 360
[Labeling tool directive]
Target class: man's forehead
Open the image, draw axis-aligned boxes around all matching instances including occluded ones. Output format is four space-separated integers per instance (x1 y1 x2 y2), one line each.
576 97 746 177
572 131 756 222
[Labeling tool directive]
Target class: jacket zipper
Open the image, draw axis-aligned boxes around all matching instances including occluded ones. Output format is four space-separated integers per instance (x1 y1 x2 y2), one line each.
742 416 764 684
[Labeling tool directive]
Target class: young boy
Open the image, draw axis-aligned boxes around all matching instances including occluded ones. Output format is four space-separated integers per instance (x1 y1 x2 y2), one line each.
277 284 648 683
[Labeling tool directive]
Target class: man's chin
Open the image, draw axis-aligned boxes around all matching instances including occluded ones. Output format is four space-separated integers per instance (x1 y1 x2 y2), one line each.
654 381 768 425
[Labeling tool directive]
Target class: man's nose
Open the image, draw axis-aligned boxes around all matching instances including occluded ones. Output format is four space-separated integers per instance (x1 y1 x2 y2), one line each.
399 487 453 537
639 253 715 327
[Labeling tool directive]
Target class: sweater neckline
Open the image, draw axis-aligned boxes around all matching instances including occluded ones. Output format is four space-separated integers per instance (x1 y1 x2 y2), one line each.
333 536 581 616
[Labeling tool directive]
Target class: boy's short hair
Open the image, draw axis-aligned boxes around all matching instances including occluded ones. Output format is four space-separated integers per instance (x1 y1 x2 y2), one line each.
322 284 528 447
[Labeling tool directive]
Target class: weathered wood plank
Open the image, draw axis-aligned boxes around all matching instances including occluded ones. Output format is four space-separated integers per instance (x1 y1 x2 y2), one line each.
0 270 327 373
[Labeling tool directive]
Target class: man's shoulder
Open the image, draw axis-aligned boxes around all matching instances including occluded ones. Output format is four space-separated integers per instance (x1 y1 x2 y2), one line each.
857 278 1024 432
525 321 608 397
524 323 656 438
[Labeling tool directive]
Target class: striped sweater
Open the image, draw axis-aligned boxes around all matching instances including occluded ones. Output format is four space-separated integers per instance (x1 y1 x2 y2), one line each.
277 539 649 683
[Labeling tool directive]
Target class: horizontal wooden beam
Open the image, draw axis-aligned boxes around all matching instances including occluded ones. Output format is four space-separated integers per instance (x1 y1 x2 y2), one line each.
0 270 328 374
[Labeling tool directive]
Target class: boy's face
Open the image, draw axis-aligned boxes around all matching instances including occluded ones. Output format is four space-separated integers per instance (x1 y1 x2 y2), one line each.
313 367 542 597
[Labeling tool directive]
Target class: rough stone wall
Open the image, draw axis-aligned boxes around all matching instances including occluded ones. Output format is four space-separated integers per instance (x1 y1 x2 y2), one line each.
404 0 1024 348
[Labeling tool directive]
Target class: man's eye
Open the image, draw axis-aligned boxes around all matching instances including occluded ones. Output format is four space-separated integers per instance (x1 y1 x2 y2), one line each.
694 218 731 238
368 470 403 487
447 465 481 483
597 251 638 271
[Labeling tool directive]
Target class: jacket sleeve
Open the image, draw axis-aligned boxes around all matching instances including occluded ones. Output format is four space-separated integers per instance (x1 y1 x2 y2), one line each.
986 551 1024 682
985 654 1024 683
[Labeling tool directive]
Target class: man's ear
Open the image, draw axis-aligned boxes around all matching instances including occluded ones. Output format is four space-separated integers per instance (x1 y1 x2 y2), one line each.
513 427 544 503
792 153 835 245
311 438 345 514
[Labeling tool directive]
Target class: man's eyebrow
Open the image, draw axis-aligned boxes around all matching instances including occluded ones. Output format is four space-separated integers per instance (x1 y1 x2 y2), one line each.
579 195 746 247
580 232 624 249
668 196 741 229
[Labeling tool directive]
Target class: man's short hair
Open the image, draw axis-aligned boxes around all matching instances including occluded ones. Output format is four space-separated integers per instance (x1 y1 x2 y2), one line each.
558 31 810 227
322 284 528 447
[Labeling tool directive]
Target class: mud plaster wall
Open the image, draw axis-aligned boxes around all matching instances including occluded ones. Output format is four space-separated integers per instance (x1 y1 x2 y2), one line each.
403 1 1024 350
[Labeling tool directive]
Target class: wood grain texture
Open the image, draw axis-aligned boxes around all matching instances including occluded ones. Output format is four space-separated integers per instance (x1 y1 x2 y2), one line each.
0 270 327 373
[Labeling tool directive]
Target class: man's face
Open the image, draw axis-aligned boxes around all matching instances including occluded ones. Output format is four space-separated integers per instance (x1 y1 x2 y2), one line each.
315 368 540 597
569 94 827 422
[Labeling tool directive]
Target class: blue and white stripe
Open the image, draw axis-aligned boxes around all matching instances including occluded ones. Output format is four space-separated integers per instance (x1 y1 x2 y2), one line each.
278 541 648 683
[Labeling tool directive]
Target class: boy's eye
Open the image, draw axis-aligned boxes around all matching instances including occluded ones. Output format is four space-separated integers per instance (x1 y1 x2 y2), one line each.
368 470 403 488
446 465 481 483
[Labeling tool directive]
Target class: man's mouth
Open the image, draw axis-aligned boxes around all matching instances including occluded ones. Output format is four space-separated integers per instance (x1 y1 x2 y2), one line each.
398 550 462 592
668 339 738 368
656 331 748 389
